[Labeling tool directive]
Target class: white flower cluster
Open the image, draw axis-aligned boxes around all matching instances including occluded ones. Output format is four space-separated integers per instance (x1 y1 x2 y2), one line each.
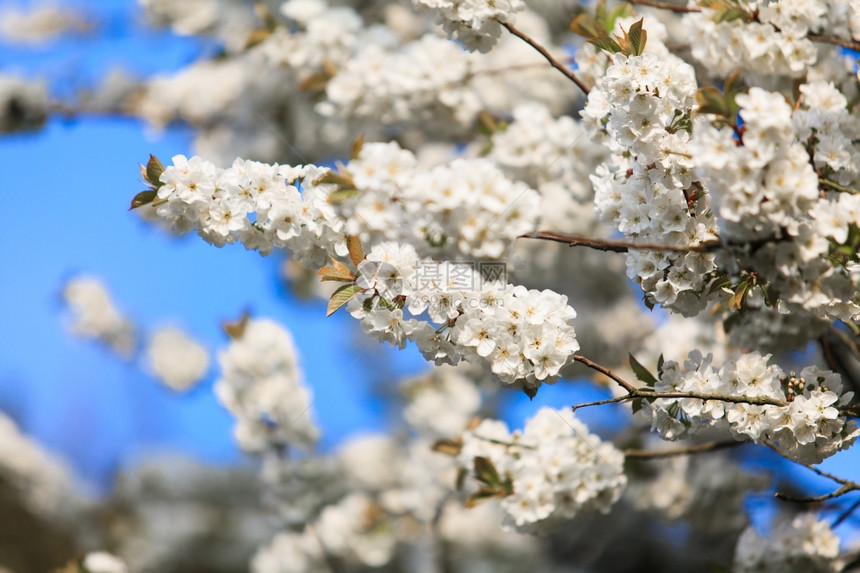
693 86 860 323
457 408 626 532
154 154 345 265
0 4 89 45
412 0 525 52
0 412 83 520
145 326 210 392
583 52 718 315
348 242 579 390
686 0 825 78
734 513 841 573
215 318 319 453
319 34 482 130
337 141 541 259
153 142 540 262
62 276 136 358
402 366 482 437
139 0 257 51
644 350 858 463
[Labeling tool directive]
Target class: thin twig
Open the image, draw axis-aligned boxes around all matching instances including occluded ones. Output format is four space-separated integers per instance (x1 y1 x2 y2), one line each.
623 440 742 459
573 354 638 393
832 497 860 528
501 22 590 95
767 440 860 503
820 178 860 195
520 231 722 253
807 33 860 53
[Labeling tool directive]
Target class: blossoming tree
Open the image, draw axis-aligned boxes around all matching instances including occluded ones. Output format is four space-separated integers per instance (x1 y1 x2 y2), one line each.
5 0 860 571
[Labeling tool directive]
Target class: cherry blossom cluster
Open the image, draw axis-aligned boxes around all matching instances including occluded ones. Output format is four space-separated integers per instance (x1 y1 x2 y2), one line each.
412 0 524 52
348 242 579 391
733 513 842 573
215 318 319 453
153 154 345 264
152 143 539 262
62 276 136 358
0 412 85 521
644 350 858 463
456 408 626 532
686 0 825 78
693 86 860 324
334 142 541 259
318 34 482 130
145 326 210 392
583 51 718 315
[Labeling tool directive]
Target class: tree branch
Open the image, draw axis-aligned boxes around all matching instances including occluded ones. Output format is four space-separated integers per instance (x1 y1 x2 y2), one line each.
573 354 638 393
623 440 742 459
767 439 860 502
501 22 590 95
519 231 722 253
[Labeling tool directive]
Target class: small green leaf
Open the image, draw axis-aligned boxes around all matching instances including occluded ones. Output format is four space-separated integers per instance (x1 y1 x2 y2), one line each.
657 354 665 378
314 170 355 189
327 188 360 204
455 467 467 491
570 13 604 39
129 189 158 210
696 86 731 117
728 279 750 310
629 353 658 387
318 256 356 282
589 34 623 54
716 6 750 23
326 283 363 317
473 456 501 486
628 18 646 56
465 488 503 508
350 133 365 161
145 154 165 186
432 438 462 456
707 273 733 295
347 235 365 267
631 397 644 414
606 3 635 32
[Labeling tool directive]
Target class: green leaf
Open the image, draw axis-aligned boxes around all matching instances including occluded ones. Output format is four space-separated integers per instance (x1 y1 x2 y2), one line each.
317 256 356 282
629 353 658 387
631 397 644 414
589 34 623 54
606 3 635 32
728 279 750 310
327 188 360 204
350 133 365 161
570 13 604 40
314 170 356 189
707 273 733 295
473 456 501 486
347 235 365 267
716 6 750 23
657 354 665 378
431 438 462 456
326 283 363 317
129 189 158 210
465 488 504 508
696 86 731 117
145 154 165 187
628 18 646 56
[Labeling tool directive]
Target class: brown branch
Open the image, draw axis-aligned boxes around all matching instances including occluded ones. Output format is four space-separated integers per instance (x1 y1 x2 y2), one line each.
624 440 742 459
573 354 638 393
520 231 722 253
627 0 701 12
807 33 860 53
767 439 860 503
501 22 590 95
